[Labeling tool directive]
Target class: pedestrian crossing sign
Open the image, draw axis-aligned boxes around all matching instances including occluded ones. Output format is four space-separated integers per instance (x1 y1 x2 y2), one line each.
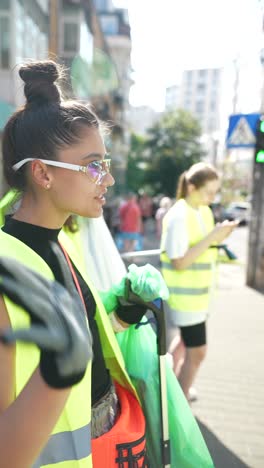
226 113 260 149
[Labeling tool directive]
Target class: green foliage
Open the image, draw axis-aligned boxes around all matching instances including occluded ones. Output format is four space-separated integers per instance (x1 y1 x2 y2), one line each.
126 109 205 196
219 156 251 205
126 133 148 192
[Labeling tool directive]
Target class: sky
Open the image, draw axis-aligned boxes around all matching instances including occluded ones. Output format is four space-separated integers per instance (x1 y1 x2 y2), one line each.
113 0 263 111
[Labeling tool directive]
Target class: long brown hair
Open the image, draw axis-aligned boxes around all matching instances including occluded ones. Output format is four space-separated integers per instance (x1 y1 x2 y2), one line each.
176 162 219 200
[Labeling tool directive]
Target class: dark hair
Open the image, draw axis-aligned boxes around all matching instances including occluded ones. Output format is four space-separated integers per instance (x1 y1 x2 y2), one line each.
2 60 100 190
176 162 219 200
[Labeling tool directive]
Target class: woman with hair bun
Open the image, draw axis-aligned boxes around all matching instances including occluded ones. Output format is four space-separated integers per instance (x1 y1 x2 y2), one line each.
161 162 238 401
0 60 153 467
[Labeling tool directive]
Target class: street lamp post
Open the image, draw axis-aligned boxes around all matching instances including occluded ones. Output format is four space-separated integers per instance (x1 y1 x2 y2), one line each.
246 47 264 290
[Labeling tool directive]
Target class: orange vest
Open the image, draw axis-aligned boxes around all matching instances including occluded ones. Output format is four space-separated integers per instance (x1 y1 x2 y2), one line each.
92 383 147 468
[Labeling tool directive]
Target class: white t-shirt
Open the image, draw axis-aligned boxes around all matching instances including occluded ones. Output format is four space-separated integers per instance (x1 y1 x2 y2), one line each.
161 199 216 326
81 216 127 291
161 199 207 260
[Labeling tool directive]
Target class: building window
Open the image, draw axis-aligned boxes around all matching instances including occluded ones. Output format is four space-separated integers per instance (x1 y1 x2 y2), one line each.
0 16 10 68
0 0 10 10
93 0 108 11
212 69 220 89
195 100 204 113
25 15 38 58
100 15 118 35
197 82 205 93
210 100 216 111
63 22 79 53
184 71 192 87
184 98 191 109
15 1 48 63
212 69 219 79
198 69 206 78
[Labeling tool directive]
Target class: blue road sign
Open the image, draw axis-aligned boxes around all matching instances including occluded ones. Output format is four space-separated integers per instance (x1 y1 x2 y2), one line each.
226 113 260 149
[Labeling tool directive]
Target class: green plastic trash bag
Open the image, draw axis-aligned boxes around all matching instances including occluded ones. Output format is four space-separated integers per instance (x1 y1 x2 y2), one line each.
126 263 169 302
116 322 214 468
100 263 169 313
99 288 119 314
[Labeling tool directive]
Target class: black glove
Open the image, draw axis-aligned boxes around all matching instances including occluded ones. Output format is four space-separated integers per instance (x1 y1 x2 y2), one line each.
115 298 149 325
0 242 93 389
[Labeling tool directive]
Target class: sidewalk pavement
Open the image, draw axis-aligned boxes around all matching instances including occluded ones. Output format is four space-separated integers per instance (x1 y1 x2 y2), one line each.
192 262 264 468
123 219 264 468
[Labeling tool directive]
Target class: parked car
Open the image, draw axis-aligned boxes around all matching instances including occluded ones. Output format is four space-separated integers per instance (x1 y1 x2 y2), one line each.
223 202 251 225
210 203 225 223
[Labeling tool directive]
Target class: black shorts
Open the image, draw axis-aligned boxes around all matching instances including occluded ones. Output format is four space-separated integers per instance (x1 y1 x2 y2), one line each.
180 322 206 348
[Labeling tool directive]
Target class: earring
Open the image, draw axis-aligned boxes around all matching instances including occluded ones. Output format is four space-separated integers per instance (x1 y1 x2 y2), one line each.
45 183 50 189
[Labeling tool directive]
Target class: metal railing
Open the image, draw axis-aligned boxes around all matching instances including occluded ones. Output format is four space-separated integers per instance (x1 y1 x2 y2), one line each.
121 249 161 269
121 249 161 259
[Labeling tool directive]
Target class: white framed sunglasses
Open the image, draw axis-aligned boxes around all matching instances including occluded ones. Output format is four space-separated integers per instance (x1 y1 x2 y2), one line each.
12 158 111 185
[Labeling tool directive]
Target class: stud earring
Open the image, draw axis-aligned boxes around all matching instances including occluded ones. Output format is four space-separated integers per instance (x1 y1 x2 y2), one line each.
46 183 50 189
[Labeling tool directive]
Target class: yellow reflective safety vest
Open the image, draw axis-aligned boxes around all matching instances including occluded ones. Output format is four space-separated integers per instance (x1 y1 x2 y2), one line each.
0 228 136 468
161 199 217 326
0 189 20 227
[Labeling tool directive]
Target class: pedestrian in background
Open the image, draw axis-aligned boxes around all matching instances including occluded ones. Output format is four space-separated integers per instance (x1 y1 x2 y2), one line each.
155 196 172 239
160 162 238 401
119 192 142 252
138 191 153 229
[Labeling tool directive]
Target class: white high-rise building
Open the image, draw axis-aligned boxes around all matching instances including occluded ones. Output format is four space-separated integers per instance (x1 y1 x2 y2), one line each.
128 105 160 136
166 68 222 134
165 85 180 111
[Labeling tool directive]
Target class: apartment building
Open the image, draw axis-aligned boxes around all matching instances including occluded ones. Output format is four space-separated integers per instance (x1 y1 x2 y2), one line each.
128 105 160 136
94 0 133 193
165 84 180 111
166 68 222 134
0 0 49 109
0 0 132 196
0 0 49 194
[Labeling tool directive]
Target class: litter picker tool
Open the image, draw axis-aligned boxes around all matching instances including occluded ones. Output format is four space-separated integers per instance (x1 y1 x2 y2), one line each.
210 244 237 260
124 279 171 468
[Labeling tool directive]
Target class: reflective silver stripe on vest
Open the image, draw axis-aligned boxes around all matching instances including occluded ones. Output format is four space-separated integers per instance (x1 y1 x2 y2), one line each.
32 423 91 467
161 262 211 271
169 286 209 295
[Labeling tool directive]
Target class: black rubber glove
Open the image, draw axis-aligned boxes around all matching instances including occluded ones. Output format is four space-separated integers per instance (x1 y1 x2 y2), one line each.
0 242 93 389
115 297 149 325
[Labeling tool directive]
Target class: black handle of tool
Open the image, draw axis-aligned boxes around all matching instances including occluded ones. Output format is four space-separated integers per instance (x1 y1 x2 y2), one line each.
210 244 237 260
124 279 167 356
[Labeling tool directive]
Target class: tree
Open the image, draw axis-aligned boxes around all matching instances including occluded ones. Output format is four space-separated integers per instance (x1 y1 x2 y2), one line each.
219 156 251 205
126 133 148 193
143 109 205 196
